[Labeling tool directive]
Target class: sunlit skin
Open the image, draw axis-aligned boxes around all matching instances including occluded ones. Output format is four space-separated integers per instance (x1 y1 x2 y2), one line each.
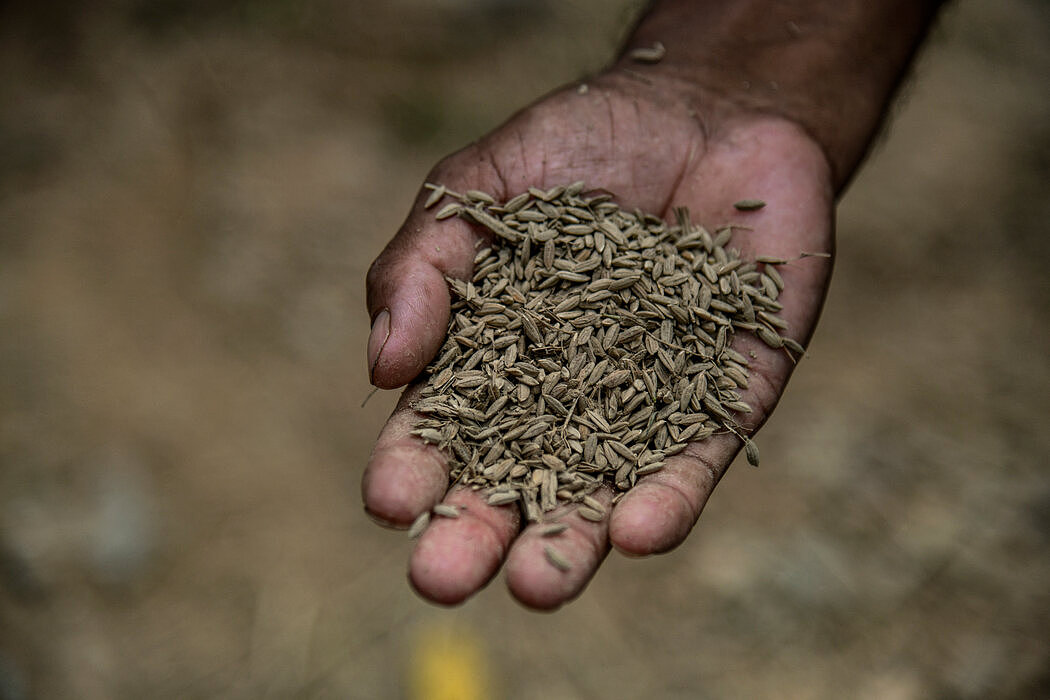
363 0 944 609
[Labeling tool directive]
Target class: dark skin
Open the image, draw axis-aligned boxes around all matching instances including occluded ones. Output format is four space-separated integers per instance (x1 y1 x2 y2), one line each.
364 0 945 609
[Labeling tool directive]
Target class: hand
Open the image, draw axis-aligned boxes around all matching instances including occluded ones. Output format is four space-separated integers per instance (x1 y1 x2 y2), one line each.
363 71 834 609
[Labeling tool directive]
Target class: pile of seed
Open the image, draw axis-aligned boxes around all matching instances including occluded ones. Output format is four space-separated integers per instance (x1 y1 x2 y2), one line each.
411 182 804 524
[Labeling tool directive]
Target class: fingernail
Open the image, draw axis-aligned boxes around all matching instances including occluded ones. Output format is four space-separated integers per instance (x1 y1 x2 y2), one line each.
367 309 390 384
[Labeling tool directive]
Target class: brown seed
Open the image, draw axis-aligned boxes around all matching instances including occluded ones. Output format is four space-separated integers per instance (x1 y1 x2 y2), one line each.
581 495 606 513
744 438 760 467
435 202 462 220
433 504 460 518
503 191 531 213
541 454 566 472
756 325 784 348
544 545 572 572
577 506 604 522
629 41 666 63
408 511 430 539
758 310 789 330
635 461 665 476
424 184 446 209
484 458 515 481
677 421 708 442
487 490 521 506
540 522 569 537
766 264 784 291
417 186 797 518
465 189 496 204
601 369 632 388
733 199 766 211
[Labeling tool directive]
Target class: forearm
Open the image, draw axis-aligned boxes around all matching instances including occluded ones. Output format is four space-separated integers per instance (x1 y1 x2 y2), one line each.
613 0 947 192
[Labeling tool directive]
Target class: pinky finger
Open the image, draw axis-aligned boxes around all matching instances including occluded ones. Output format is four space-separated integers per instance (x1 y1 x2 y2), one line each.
608 433 741 556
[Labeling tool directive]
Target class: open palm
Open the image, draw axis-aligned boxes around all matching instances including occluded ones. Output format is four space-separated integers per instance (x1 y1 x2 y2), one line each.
364 74 834 609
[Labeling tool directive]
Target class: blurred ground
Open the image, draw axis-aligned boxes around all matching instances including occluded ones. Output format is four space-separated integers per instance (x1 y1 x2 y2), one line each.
1 1 1048 698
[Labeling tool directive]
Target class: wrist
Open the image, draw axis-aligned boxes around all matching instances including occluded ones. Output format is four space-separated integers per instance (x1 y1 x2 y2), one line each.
611 0 945 193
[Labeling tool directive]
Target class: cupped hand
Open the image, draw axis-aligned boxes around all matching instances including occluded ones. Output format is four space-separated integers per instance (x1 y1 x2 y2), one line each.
363 71 834 609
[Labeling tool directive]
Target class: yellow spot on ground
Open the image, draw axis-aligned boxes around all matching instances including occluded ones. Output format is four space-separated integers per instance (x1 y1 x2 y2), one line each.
408 621 491 700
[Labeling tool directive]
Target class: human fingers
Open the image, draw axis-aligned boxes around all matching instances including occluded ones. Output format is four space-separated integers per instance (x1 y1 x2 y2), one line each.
608 120 834 556
407 486 520 606
503 488 614 610
361 386 451 526
365 149 505 389
363 388 521 605
608 433 739 556
606 326 797 556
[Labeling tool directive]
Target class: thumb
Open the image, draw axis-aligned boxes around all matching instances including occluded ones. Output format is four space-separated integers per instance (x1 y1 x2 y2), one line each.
365 151 504 389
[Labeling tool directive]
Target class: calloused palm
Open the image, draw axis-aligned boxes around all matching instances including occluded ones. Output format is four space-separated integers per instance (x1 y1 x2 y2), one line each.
363 73 834 609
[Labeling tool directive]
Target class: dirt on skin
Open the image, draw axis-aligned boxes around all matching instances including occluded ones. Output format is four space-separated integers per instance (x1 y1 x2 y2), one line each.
1 1 1048 698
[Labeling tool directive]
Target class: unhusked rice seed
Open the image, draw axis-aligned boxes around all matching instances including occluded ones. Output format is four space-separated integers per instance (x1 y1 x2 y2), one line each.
410 184 818 523
432 504 460 518
540 522 569 537
544 545 572 572
733 198 767 211
407 511 430 539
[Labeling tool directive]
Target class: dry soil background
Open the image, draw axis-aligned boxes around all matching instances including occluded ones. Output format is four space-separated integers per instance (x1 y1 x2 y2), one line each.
1 1 1048 698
